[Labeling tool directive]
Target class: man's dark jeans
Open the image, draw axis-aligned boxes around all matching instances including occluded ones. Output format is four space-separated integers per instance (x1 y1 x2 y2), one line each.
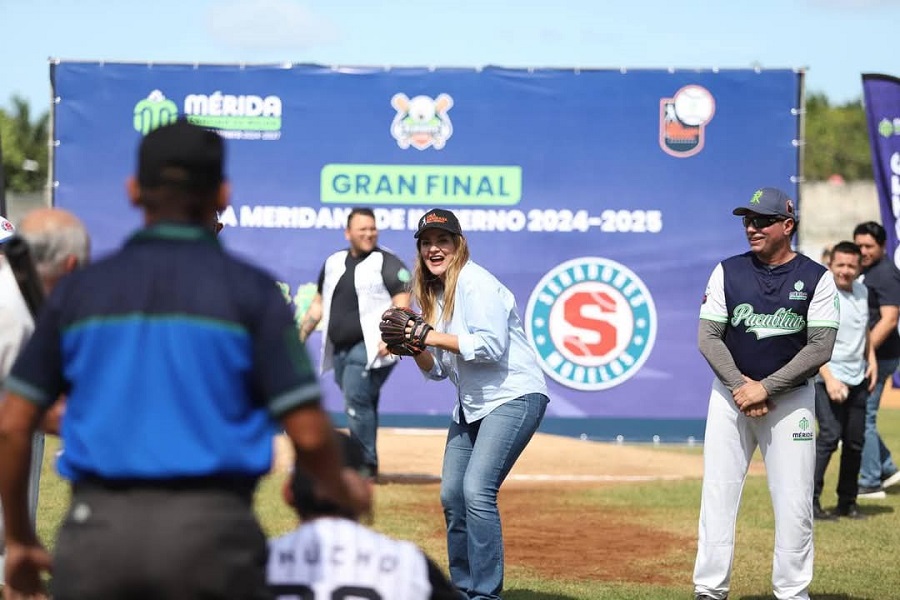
813 380 867 508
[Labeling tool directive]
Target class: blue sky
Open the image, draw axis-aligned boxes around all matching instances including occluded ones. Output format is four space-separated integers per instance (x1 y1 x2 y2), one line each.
1 0 898 114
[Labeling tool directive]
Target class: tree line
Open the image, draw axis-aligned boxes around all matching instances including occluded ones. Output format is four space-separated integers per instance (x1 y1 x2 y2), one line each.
0 91 877 194
1 96 49 193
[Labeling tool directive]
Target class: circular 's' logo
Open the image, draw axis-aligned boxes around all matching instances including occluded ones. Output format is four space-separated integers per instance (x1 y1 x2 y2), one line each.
525 257 657 391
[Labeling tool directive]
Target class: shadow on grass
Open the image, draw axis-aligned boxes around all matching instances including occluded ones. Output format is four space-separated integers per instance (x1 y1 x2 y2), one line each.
814 503 894 519
855 503 895 517
738 594 874 600
505 590 580 600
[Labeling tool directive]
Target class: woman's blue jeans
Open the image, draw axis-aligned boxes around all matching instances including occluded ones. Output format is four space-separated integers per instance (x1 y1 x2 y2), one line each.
439 393 548 600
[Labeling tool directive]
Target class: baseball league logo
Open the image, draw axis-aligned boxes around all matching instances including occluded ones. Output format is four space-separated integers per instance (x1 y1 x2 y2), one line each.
659 84 716 158
390 93 454 150
525 257 657 391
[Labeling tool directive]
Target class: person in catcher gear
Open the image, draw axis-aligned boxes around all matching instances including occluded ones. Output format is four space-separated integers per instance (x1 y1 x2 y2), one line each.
389 208 549 600
267 431 458 600
693 187 838 600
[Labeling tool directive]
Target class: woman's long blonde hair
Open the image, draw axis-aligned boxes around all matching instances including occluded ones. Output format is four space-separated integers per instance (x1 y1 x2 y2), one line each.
412 234 470 325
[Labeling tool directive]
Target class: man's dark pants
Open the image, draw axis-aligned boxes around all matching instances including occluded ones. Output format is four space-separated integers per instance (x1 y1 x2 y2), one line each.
53 480 271 600
813 380 867 509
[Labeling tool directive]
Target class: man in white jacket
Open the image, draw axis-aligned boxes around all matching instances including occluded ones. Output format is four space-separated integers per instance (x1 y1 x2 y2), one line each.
299 208 411 477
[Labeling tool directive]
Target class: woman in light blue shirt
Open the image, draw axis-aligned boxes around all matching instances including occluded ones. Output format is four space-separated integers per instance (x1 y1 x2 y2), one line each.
407 208 549 600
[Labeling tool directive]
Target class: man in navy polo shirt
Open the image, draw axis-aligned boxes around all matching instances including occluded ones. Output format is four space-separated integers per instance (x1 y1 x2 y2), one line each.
0 120 370 599
693 187 838 600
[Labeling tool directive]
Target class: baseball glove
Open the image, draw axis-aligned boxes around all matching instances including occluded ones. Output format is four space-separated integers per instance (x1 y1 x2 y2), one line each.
380 306 432 357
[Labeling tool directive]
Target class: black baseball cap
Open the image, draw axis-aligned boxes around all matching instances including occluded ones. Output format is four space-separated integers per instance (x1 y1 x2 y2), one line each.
732 187 797 221
414 208 463 239
137 119 224 191
290 431 370 516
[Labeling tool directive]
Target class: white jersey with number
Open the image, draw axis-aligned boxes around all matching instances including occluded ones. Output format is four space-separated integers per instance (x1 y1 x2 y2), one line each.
267 517 434 600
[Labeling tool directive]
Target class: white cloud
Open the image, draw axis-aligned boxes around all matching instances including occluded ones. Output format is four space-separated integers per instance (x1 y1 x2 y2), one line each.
207 0 339 51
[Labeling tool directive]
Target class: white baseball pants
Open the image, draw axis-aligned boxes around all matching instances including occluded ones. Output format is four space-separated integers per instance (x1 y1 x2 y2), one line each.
693 378 815 600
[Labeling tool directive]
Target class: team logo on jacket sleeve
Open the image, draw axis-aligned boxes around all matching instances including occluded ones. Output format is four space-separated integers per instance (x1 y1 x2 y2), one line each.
525 257 657 391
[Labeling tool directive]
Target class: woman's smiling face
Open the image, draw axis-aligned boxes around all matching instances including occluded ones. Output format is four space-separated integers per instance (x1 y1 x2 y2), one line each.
418 229 457 280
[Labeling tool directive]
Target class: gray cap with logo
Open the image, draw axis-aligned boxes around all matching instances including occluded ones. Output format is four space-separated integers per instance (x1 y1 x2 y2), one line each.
732 187 797 221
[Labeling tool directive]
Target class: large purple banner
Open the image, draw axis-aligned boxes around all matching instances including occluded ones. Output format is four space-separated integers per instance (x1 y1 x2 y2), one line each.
862 73 900 389
51 62 801 439
863 74 900 265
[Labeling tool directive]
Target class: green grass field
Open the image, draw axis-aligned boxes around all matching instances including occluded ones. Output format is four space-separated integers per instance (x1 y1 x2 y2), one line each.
35 408 900 600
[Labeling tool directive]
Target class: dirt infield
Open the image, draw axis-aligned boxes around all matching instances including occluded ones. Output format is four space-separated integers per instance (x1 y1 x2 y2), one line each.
273 427 763 584
275 429 708 582
275 429 702 481
376 429 708 482
274 425 767 483
401 482 693 585
375 429 743 583
501 487 691 584
272 389 900 584
274 380 900 479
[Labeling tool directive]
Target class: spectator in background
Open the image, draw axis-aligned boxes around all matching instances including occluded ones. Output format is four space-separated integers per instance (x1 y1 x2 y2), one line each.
0 208 89 585
299 208 412 478
852 221 900 499
812 241 876 520
820 246 832 268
